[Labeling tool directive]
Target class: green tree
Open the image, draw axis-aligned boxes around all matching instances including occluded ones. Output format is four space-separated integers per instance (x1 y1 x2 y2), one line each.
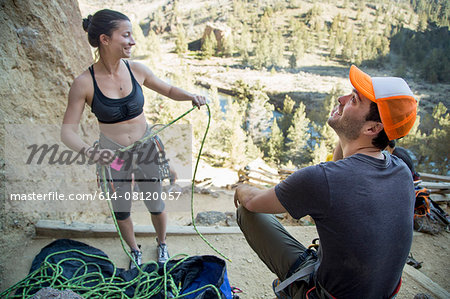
239 24 252 64
267 118 284 165
201 32 217 59
253 33 271 68
311 140 328 165
289 53 297 68
279 95 295 135
424 102 449 174
418 12 428 31
131 22 149 58
403 103 449 175
342 29 354 61
291 34 305 61
174 24 188 55
201 87 228 165
224 99 262 168
286 102 311 166
222 34 235 57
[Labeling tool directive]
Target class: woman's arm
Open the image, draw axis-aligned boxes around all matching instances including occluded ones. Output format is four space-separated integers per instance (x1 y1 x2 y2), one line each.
131 61 206 108
61 74 114 164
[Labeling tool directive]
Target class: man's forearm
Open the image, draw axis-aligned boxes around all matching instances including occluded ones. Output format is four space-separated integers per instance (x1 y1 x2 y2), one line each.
234 184 260 208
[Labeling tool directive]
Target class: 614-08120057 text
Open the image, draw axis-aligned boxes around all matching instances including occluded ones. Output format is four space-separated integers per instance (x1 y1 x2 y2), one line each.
98 191 182 201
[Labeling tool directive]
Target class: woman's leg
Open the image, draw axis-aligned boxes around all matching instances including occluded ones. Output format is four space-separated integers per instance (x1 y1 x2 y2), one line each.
151 210 168 244
116 215 140 251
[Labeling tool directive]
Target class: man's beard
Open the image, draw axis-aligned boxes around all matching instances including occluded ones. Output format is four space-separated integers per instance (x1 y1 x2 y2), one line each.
327 115 364 141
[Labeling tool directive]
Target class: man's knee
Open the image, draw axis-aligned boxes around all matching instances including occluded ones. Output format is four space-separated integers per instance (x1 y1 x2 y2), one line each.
237 205 259 233
236 205 248 227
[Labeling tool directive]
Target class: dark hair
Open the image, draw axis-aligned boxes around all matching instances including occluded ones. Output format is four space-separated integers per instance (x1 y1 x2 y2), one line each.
82 9 130 48
388 140 396 148
366 102 390 150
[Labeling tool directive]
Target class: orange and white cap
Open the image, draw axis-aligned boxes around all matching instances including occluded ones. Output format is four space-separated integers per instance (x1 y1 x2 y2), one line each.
349 65 417 140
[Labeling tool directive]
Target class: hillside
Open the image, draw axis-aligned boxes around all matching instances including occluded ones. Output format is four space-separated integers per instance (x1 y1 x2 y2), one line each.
79 0 450 174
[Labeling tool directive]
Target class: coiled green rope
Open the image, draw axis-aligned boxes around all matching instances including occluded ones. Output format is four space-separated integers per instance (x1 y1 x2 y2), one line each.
0 104 229 298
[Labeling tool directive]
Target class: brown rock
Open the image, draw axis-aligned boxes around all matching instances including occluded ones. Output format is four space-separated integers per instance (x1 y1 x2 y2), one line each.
202 23 231 52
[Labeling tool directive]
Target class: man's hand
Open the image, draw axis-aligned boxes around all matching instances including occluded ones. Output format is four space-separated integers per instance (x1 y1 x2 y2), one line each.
234 184 286 214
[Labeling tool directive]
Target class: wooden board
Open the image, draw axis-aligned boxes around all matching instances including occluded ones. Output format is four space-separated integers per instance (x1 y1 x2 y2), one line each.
403 265 450 299
35 220 242 238
420 173 450 183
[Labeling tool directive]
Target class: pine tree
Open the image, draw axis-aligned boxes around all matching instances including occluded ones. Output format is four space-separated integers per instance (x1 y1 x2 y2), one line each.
245 89 274 145
270 30 285 67
311 140 328 165
202 87 228 164
289 53 297 68
291 34 305 61
253 33 271 68
222 34 234 57
201 32 217 59
239 24 252 64
175 24 188 55
402 103 449 175
286 102 311 166
225 99 249 168
423 103 450 174
131 21 148 58
267 118 284 164
280 95 295 135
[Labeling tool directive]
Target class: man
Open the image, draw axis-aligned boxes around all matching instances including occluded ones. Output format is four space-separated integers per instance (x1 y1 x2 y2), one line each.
234 65 417 299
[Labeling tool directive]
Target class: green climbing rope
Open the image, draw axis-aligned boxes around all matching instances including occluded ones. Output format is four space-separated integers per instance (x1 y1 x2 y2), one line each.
0 104 229 298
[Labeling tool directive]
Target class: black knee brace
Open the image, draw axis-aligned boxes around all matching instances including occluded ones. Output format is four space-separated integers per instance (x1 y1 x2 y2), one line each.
114 211 131 220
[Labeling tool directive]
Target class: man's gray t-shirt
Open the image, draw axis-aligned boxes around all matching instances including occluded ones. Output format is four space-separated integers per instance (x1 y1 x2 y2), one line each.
275 154 415 299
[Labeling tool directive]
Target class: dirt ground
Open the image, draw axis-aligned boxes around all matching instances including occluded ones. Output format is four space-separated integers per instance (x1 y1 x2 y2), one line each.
1 168 449 298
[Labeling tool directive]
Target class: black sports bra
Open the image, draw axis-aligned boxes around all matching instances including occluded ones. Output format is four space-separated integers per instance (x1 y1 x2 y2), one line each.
89 60 144 124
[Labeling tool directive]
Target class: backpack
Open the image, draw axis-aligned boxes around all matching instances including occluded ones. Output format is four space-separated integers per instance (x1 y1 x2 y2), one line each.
413 188 449 235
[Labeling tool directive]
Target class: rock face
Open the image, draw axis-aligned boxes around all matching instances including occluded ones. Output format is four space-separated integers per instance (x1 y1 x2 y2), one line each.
0 0 101 291
0 0 93 124
202 23 231 52
188 23 232 52
0 0 101 212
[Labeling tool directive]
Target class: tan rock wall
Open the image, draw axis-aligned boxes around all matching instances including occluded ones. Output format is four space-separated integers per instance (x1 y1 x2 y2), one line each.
0 0 108 252
0 0 93 124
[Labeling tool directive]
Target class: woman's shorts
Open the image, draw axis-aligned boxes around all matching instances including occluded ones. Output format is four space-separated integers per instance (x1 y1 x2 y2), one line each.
96 124 165 220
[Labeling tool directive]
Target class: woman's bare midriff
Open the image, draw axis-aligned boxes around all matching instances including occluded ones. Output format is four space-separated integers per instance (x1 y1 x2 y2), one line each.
98 113 147 147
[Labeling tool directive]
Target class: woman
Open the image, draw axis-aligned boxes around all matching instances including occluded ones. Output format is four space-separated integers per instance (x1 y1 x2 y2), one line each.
61 9 206 268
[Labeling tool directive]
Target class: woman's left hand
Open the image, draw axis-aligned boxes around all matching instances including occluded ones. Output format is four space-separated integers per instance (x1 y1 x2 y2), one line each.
169 166 178 185
191 95 207 109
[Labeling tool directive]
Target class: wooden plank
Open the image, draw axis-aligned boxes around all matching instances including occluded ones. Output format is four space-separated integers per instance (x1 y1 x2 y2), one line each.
430 193 450 203
403 265 450 299
238 171 279 186
35 220 242 238
419 182 450 190
420 173 450 183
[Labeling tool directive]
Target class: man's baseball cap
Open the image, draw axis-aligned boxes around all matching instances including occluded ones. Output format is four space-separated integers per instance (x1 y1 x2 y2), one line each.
349 65 417 140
